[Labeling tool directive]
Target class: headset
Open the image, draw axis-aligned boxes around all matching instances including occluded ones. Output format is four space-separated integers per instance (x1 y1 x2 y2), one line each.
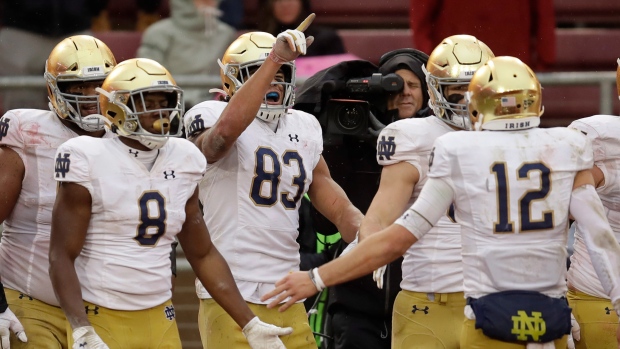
379 48 429 67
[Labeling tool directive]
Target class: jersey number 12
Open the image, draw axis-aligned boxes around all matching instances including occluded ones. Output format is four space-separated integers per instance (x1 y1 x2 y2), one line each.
491 162 554 233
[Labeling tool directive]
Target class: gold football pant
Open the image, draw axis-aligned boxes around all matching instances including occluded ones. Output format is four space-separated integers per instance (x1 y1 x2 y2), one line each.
198 298 317 349
392 290 466 349
568 288 619 349
5 288 67 349
460 318 567 348
67 299 181 349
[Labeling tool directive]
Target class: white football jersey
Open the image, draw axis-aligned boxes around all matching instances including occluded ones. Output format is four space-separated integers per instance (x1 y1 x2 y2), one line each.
429 127 592 299
568 115 620 298
377 116 462 292
0 109 113 306
54 136 205 310
184 101 323 302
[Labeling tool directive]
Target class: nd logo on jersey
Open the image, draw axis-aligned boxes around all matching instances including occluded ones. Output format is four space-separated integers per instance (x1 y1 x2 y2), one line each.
511 310 546 341
0 117 9 141
377 135 396 160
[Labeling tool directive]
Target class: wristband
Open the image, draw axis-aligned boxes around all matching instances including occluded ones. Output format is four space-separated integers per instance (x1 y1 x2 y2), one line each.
0 283 8 313
312 268 326 290
307 269 324 292
268 49 287 65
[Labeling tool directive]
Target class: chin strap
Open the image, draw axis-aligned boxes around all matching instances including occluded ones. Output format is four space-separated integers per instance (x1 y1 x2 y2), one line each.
474 113 484 131
208 87 228 96
79 114 109 132
95 87 115 103
217 58 243 96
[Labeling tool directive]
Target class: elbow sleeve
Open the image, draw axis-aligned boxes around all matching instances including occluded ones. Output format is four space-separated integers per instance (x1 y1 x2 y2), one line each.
395 177 454 240
570 184 620 310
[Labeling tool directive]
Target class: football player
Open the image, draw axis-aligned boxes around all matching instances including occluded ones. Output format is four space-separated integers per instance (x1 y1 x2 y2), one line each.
183 18 363 349
358 35 493 349
564 58 620 349
0 35 117 348
49 58 293 349
262 56 620 348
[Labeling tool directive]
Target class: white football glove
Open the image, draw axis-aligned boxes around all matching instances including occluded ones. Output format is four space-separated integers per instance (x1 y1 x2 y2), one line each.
277 29 308 55
242 316 293 349
340 236 358 256
0 307 27 348
373 265 387 289
567 312 580 349
270 30 314 64
72 326 109 349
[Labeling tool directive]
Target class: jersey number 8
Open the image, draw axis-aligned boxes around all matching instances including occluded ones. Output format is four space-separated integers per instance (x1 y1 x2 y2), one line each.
135 191 167 246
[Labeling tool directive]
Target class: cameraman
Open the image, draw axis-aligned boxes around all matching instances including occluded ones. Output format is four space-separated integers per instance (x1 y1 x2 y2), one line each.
296 48 429 349
379 49 431 122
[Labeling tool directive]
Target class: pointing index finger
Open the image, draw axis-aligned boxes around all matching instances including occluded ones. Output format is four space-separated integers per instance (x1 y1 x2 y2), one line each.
296 13 316 32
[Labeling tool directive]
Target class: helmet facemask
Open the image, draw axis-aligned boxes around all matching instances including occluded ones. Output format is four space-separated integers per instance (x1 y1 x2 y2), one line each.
217 32 295 122
98 86 184 150
48 78 107 132
45 35 117 132
424 64 472 130
98 58 184 150
220 58 296 122
424 35 495 130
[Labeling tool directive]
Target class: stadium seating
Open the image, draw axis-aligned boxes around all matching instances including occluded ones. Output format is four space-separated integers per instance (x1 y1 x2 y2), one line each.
105 0 170 30
93 31 143 61
555 28 620 71
243 0 410 29
101 0 620 31
555 0 620 27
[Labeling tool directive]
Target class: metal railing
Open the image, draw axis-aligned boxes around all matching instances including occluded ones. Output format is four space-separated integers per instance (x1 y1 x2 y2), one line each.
1 70 617 114
536 71 617 115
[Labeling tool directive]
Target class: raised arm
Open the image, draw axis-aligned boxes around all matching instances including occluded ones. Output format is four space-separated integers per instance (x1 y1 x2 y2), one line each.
192 26 314 163
193 59 286 163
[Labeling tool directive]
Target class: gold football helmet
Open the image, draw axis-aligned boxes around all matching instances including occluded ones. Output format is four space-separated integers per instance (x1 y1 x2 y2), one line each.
218 31 295 121
45 35 117 131
424 35 494 130
97 58 184 149
467 56 543 131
